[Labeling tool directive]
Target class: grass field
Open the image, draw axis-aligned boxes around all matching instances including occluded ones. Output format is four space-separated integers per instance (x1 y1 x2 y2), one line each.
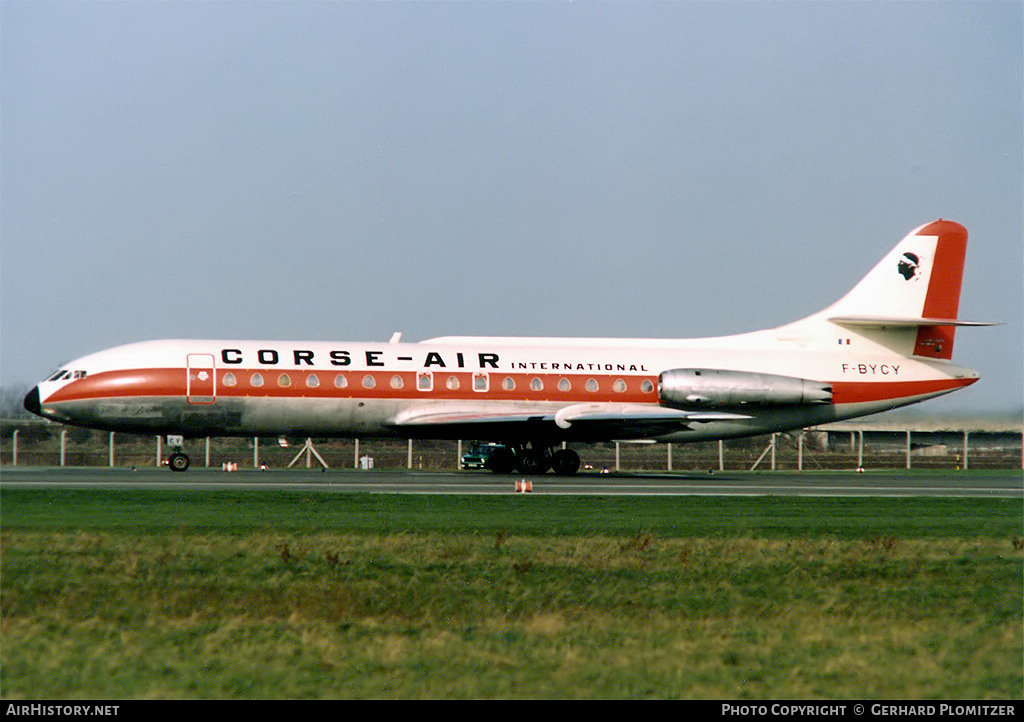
1 487 1021 699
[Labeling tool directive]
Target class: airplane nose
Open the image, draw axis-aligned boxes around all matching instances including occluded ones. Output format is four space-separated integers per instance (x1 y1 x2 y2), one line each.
23 386 41 417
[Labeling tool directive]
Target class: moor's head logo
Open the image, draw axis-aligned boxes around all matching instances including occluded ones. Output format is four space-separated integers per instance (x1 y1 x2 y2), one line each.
897 252 920 281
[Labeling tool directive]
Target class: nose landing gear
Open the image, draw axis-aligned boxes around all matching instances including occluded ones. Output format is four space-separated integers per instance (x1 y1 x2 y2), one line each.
164 435 190 472
167 451 190 472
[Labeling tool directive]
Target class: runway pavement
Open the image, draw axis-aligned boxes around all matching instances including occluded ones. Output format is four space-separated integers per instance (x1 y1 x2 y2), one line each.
1 467 1020 498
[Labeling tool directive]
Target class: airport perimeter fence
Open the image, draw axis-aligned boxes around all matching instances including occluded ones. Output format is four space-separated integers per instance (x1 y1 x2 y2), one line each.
1 420 1022 472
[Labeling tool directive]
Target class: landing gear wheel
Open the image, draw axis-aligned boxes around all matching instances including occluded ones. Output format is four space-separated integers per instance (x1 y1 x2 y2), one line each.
516 450 550 475
485 448 517 474
168 452 190 472
551 448 581 476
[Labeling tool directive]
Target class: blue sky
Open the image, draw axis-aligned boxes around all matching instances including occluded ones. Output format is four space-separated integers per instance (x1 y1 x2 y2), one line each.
2 1 1021 414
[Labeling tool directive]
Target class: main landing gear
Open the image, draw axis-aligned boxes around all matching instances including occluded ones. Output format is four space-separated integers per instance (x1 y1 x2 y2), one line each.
485 444 581 476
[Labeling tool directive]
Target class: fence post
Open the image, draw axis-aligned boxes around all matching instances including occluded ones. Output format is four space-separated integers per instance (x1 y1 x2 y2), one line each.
12 430 17 466
109 432 115 467
61 430 67 467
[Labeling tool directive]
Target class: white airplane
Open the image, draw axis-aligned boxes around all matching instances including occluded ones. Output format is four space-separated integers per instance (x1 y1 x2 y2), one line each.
24 220 992 474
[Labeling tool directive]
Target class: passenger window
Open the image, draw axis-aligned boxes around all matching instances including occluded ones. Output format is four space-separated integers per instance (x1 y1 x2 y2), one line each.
613 379 626 393
251 373 264 387
502 376 515 391
334 374 348 388
362 374 376 389
530 377 543 391
417 372 433 391
222 373 237 387
641 380 654 393
446 375 460 390
473 373 489 392
278 373 291 387
390 375 404 389
585 379 599 392
558 378 571 392
306 374 320 388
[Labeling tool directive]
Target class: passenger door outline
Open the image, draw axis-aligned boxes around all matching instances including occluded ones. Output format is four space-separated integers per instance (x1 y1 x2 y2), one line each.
186 354 217 405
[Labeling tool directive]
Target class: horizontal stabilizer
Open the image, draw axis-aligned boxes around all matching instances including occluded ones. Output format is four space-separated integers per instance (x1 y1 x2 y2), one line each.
829 316 997 328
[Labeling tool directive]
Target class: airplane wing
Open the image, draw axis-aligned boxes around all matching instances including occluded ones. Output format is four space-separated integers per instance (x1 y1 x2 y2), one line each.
554 403 749 438
389 402 749 441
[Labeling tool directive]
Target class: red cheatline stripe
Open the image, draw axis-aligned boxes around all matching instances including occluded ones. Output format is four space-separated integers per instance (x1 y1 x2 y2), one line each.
43 368 659 404
45 368 977 408
830 377 977 404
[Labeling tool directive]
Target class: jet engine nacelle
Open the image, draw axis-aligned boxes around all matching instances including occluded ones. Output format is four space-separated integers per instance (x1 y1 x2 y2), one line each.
658 368 832 407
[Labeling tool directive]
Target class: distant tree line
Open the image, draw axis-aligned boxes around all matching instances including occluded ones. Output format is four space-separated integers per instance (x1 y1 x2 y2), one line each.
0 385 32 420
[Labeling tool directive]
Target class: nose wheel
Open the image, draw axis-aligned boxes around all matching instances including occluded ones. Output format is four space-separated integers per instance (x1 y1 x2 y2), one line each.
168 452 191 472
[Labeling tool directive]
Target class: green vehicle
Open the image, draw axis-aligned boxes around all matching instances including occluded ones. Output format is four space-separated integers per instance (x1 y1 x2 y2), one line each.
460 442 507 470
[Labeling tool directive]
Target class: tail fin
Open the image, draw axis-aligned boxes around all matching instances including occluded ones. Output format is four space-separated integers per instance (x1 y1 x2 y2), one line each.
803 220 992 360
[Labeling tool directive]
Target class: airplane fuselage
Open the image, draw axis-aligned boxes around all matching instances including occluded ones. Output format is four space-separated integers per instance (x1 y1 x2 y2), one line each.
23 220 989 474
28 332 978 442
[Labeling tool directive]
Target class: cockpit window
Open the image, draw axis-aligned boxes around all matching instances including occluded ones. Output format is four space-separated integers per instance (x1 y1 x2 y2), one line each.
73 370 87 379
47 370 74 381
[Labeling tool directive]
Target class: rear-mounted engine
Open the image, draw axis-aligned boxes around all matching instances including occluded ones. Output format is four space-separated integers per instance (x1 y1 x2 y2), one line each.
658 368 832 407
